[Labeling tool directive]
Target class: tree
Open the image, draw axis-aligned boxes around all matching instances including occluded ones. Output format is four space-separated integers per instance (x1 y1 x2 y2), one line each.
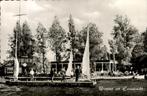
21 21 35 58
48 16 66 72
68 15 76 59
77 23 103 61
8 21 34 59
130 28 147 72
35 23 47 73
131 31 144 63
131 44 144 61
101 45 109 60
142 28 147 52
8 21 21 58
110 15 139 65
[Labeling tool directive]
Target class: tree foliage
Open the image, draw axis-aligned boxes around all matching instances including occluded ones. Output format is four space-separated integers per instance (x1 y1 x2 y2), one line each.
8 21 34 58
75 23 103 61
48 16 66 61
131 28 147 72
68 15 76 52
131 44 144 61
35 23 48 73
110 15 139 65
64 15 78 61
35 23 47 54
142 28 147 52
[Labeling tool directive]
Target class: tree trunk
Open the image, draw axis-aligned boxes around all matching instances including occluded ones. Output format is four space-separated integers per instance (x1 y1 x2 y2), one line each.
42 52 45 74
113 52 116 72
55 47 59 73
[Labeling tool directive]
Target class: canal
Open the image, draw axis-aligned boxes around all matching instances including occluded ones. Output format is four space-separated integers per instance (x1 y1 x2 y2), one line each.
0 79 147 96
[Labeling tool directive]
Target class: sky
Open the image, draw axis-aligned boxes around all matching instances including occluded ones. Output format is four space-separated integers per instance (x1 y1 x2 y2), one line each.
0 0 147 62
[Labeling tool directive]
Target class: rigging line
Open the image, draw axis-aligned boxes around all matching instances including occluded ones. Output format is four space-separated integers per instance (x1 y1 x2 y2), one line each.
15 0 27 57
0 1 1 62
15 0 22 58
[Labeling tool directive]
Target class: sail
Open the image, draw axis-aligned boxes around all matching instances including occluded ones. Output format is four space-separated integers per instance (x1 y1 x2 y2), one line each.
13 57 19 80
66 51 73 76
81 26 90 80
13 30 19 80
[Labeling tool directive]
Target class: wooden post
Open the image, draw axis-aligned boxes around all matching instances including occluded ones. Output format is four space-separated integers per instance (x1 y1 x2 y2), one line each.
94 62 96 72
109 62 111 72
102 62 103 72
56 63 57 73
115 63 117 71
62 63 63 69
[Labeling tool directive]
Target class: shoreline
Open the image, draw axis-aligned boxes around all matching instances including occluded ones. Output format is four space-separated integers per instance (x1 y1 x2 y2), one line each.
0 77 6 84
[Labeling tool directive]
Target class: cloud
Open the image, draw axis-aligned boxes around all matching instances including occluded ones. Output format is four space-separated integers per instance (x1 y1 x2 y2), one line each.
109 0 147 32
22 1 45 14
1 10 18 62
74 18 85 26
84 11 100 19
109 0 147 14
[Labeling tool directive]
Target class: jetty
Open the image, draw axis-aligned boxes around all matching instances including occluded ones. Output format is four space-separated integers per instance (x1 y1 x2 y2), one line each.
5 80 95 87
91 76 134 80
5 76 71 81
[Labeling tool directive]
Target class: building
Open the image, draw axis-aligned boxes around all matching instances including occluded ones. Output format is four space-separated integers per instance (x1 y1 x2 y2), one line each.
2 57 35 76
51 60 118 73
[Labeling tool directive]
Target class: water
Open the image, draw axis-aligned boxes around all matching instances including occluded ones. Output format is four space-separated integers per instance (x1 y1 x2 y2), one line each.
0 80 147 96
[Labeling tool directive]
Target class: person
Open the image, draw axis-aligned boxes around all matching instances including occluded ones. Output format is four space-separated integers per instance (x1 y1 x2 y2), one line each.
75 66 80 82
61 67 66 82
22 63 27 76
132 71 137 79
50 68 54 82
30 68 34 81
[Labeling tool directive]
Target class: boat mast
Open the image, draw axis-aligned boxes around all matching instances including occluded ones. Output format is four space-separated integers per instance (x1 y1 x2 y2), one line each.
68 14 75 68
15 0 26 57
0 1 1 62
13 0 26 80
15 0 20 58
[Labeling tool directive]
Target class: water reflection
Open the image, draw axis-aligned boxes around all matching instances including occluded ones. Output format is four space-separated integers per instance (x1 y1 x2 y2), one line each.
0 84 93 96
0 84 21 96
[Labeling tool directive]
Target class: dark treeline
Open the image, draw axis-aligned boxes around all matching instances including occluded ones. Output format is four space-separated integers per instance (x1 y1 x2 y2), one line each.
7 15 147 73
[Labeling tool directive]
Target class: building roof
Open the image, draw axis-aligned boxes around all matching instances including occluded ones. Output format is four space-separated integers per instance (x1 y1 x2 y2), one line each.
51 60 110 64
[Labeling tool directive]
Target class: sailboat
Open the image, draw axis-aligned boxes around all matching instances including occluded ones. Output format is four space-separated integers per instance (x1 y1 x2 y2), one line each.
13 0 22 80
13 33 19 80
66 51 73 76
13 0 25 81
6 25 96 87
66 25 91 80
81 25 91 80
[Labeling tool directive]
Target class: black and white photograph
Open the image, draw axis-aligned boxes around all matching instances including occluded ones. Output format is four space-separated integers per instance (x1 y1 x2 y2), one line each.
0 0 147 96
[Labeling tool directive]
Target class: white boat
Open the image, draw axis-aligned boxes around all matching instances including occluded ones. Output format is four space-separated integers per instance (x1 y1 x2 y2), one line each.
135 75 145 79
91 76 134 80
66 25 91 81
